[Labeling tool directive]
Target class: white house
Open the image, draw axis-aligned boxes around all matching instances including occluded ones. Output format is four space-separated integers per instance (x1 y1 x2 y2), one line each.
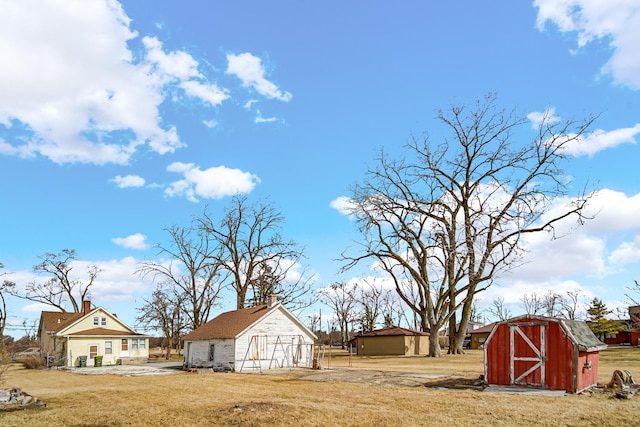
182 298 316 372
39 300 149 367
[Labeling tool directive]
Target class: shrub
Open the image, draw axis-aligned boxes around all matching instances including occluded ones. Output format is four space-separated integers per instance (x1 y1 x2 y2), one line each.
21 355 45 369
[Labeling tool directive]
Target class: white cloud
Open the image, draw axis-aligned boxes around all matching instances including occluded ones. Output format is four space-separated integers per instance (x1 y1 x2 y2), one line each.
534 0 640 89
110 174 145 188
0 0 189 164
142 36 201 81
244 100 258 109
255 111 278 123
226 53 292 101
0 3 295 166
165 162 260 202
86 257 151 301
562 124 640 157
480 279 592 307
608 234 640 266
203 120 218 128
330 196 356 217
527 108 561 128
0 1 242 165
179 80 230 107
112 233 149 250
528 108 639 156
9 256 151 309
503 188 640 276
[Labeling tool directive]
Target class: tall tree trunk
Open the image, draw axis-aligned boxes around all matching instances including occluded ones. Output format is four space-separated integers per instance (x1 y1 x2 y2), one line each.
428 324 442 357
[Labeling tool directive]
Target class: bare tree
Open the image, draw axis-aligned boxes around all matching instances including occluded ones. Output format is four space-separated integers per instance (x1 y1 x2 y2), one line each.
305 313 321 334
11 249 98 312
380 290 406 327
136 285 186 360
558 289 582 320
356 280 388 332
488 297 512 321
539 290 562 317
342 94 595 356
199 196 309 310
1 263 15 376
626 280 640 305
318 282 359 349
138 225 223 330
521 293 542 316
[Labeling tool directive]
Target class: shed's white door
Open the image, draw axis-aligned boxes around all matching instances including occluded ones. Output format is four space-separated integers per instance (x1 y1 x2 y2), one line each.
509 322 546 387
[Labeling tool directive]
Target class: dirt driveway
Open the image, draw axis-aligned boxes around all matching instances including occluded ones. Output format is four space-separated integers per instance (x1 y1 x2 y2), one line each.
65 361 184 376
262 367 481 389
64 361 479 388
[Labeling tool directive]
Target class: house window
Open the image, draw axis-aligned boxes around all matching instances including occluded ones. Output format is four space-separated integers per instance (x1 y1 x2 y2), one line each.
139 338 146 349
132 339 138 350
93 317 99 326
101 317 107 326
105 341 113 355
121 339 128 351
89 345 98 359
208 344 215 361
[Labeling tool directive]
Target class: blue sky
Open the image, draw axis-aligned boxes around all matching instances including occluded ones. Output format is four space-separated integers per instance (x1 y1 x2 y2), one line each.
2 0 640 336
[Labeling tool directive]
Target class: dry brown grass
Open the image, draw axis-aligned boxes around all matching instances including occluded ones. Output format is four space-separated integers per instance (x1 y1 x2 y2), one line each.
1 346 639 426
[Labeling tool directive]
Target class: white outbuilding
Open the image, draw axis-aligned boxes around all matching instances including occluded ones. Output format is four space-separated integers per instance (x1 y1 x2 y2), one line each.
182 297 316 372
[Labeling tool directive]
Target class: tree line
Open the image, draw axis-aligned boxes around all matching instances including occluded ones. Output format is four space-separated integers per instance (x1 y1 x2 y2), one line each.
4 94 632 360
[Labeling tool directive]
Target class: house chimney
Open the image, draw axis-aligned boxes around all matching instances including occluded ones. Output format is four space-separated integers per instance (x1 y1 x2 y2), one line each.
83 300 91 315
268 295 278 308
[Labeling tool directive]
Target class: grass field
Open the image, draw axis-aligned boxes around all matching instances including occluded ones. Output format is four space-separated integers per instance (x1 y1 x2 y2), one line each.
1 346 640 426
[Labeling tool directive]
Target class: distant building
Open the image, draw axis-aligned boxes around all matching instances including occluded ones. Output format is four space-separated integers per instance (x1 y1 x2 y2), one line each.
352 326 430 356
39 300 149 367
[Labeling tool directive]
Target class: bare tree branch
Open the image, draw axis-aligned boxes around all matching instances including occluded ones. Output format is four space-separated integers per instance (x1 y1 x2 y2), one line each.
137 225 223 330
10 249 98 312
198 195 311 310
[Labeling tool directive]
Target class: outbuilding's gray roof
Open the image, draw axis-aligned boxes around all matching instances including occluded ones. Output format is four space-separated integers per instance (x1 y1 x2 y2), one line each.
561 319 608 352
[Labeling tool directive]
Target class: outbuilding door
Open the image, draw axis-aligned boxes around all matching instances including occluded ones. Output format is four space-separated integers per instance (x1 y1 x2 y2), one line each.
509 322 546 387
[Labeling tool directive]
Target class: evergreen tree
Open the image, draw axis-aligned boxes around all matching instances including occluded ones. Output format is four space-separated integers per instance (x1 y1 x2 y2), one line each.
586 298 625 340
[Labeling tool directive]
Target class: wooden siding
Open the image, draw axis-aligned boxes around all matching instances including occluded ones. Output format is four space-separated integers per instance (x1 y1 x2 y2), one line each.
184 339 235 369
356 334 429 356
66 337 149 367
235 308 315 371
470 333 490 349
485 316 602 393
62 309 130 335
183 305 315 372
357 336 404 355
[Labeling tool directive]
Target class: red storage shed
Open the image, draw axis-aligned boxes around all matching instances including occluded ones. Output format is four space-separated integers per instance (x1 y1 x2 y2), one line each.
484 315 607 393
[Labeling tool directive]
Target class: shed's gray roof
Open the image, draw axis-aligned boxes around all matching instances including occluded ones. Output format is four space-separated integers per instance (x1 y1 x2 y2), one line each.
562 319 608 352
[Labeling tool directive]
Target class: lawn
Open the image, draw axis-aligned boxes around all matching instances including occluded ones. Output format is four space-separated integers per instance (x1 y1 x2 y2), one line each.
1 346 639 426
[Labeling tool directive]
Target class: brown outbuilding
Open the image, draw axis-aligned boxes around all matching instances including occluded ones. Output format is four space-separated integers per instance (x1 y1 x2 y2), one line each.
353 326 430 356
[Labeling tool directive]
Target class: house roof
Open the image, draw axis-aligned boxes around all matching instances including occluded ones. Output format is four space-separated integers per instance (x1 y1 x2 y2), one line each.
40 306 142 337
67 327 144 337
40 311 85 334
355 326 430 338
183 304 277 340
468 323 496 334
